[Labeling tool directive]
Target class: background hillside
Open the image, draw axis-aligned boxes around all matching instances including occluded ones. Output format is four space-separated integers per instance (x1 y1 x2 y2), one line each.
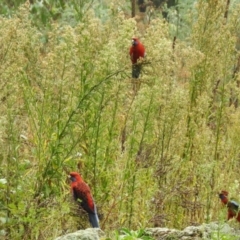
1 0 240 239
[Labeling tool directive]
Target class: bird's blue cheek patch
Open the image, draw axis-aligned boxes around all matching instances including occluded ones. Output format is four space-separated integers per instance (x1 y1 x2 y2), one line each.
132 40 138 46
70 176 76 182
219 194 227 200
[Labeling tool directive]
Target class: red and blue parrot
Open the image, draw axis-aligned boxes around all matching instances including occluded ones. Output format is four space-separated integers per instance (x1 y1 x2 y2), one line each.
219 190 240 222
70 172 99 228
129 37 146 78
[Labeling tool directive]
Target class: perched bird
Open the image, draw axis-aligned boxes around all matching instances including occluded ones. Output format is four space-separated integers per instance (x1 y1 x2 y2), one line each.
219 190 240 222
69 172 99 228
129 37 146 78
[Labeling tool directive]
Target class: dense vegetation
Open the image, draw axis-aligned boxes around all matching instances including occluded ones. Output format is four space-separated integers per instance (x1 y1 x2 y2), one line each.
1 0 240 239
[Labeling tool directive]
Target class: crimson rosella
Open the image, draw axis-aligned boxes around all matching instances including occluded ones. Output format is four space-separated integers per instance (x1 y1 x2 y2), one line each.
219 190 240 222
70 172 99 228
129 37 146 78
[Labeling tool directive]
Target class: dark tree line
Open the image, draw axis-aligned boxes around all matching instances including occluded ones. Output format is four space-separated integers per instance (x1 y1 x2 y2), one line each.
137 0 177 18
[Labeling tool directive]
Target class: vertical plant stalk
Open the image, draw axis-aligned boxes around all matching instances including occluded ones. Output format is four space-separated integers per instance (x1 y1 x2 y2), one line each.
128 173 136 228
92 91 105 193
157 107 177 185
118 94 138 216
5 108 16 238
20 73 48 198
4 76 24 237
42 55 67 183
132 0 136 17
224 0 230 20
103 83 122 170
127 90 154 228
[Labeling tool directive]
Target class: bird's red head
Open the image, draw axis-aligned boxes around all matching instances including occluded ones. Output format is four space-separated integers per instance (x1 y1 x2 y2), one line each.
219 190 229 204
220 190 229 196
69 172 82 182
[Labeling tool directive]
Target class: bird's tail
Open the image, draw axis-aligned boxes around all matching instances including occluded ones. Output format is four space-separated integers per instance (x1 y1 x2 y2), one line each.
88 212 99 228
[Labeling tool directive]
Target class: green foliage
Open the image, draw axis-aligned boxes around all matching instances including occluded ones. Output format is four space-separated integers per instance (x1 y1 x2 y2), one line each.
211 232 240 240
115 228 154 240
1 0 240 239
